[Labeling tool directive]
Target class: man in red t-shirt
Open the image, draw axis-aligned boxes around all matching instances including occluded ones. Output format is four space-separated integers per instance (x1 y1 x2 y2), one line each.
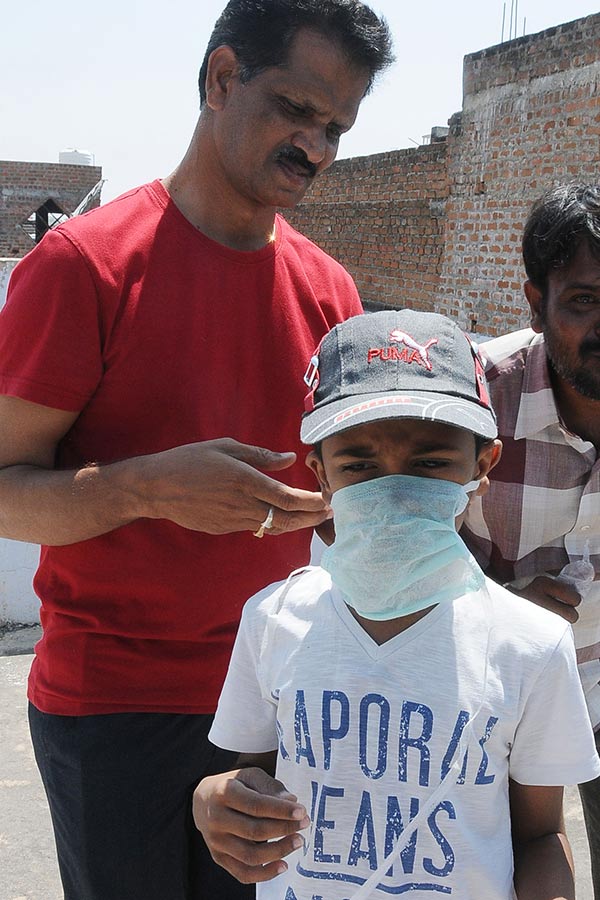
0 2 393 899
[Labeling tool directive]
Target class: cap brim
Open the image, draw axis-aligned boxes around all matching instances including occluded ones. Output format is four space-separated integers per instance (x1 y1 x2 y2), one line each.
300 391 498 444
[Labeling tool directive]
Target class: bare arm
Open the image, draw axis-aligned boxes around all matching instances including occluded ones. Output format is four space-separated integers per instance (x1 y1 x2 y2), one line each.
0 395 330 545
193 751 310 884
510 780 574 900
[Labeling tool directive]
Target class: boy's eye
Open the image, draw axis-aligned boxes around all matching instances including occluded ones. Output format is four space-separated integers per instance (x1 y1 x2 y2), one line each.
413 459 449 469
341 461 375 472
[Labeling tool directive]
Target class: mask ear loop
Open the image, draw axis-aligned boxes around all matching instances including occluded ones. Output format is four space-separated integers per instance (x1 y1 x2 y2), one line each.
346 585 495 900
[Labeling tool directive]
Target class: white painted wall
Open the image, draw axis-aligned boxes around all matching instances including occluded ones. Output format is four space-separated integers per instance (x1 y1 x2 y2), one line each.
0 258 19 306
0 259 41 624
0 541 41 625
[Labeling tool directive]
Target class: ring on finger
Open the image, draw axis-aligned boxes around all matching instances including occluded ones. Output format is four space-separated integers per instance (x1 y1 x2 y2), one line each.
253 506 275 539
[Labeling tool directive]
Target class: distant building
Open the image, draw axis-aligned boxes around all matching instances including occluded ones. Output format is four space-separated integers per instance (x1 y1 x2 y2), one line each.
0 157 103 258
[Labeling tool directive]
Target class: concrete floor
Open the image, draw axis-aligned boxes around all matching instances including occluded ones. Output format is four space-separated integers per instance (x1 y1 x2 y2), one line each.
0 631 595 900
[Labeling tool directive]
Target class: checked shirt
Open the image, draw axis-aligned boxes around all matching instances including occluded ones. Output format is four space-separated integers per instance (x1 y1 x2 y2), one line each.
462 329 600 729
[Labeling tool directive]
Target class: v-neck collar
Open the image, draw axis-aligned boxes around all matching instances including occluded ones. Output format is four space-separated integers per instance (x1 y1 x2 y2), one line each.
329 585 453 660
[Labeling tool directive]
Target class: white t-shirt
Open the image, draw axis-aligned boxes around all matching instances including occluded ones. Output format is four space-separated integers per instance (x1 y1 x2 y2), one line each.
210 568 600 900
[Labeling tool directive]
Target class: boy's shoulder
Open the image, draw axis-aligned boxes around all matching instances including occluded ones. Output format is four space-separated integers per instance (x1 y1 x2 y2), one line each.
482 576 572 650
242 566 333 619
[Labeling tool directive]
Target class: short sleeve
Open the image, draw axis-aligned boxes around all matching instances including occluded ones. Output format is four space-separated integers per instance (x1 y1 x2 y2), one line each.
509 627 600 785
209 593 280 754
0 229 104 410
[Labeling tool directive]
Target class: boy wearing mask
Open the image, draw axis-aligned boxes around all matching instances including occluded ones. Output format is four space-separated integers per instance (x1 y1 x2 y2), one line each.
194 310 599 900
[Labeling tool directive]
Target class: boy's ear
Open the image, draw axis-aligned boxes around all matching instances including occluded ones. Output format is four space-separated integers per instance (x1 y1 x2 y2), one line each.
473 438 502 497
204 45 240 111
524 281 544 333
305 449 332 502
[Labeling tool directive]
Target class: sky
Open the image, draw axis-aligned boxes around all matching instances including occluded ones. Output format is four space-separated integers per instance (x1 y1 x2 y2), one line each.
1 0 598 203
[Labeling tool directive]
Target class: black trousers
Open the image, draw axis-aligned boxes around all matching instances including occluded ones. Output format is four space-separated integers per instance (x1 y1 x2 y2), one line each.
29 703 255 900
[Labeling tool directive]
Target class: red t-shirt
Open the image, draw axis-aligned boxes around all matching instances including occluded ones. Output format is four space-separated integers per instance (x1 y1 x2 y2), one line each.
0 181 362 715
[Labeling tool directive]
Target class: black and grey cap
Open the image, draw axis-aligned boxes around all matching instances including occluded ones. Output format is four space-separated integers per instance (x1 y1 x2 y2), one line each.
300 309 497 445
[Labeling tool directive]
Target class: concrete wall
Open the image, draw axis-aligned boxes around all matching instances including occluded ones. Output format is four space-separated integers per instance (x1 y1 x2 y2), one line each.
285 12 600 335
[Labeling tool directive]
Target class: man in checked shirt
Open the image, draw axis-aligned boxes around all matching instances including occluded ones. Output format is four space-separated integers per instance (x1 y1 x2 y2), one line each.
461 182 600 898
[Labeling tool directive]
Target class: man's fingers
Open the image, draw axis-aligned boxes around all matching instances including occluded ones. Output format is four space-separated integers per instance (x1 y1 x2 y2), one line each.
219 439 329 513
511 576 581 623
258 507 332 537
222 440 298 472
217 440 331 527
529 575 582 610
249 479 332 535
253 483 329 515
539 596 579 624
551 577 583 607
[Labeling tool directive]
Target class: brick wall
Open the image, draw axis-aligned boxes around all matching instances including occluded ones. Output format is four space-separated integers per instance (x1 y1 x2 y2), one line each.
288 144 448 310
440 13 600 334
0 160 103 258
285 12 600 335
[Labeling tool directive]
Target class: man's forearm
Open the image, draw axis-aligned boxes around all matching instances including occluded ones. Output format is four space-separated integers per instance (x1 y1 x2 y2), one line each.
0 458 145 545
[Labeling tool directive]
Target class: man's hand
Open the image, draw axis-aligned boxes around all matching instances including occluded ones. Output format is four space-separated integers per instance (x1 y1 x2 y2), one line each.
0 391 329 545
137 438 330 536
193 767 310 884
509 576 582 624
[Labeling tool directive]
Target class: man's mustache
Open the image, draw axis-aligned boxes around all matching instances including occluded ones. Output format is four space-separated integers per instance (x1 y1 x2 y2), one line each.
276 146 317 179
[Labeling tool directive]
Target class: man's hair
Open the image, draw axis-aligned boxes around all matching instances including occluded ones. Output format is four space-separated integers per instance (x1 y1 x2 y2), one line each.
198 0 394 105
522 183 600 293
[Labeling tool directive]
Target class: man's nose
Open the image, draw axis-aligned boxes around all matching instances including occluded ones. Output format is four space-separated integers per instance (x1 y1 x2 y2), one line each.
290 126 331 168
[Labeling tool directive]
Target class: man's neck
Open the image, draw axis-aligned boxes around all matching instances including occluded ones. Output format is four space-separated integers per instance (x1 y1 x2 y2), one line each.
163 122 278 252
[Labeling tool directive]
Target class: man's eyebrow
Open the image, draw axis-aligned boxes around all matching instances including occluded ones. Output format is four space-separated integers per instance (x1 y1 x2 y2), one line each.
562 279 600 290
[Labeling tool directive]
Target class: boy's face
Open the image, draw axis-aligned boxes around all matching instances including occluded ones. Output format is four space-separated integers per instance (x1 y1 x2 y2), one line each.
307 418 500 502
